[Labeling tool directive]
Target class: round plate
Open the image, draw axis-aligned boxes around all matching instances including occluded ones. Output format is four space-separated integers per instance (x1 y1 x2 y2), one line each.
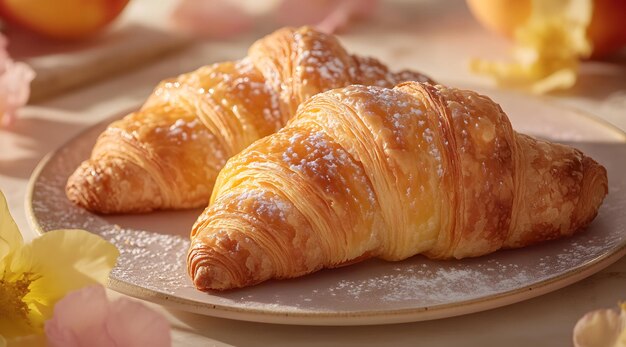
26 88 626 326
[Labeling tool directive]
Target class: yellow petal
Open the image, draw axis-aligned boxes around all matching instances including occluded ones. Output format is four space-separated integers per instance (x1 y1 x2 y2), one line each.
573 304 626 347
0 318 38 341
19 229 119 332
2 334 47 347
0 191 24 265
618 305 626 347
530 68 576 94
470 0 592 93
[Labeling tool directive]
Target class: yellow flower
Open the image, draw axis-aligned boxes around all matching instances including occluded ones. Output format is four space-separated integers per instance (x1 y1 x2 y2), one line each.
0 191 119 338
470 0 593 93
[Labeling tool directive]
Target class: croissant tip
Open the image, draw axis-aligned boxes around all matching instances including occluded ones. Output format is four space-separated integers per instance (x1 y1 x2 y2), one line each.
65 159 164 214
575 155 609 228
191 265 218 292
65 161 108 213
187 246 234 291
66 167 126 214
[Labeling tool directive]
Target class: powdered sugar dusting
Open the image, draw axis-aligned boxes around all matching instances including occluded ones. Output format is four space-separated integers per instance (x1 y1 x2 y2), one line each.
233 59 284 129
160 118 201 144
234 189 289 222
331 262 532 303
327 85 445 179
295 30 348 83
352 56 432 87
281 130 375 203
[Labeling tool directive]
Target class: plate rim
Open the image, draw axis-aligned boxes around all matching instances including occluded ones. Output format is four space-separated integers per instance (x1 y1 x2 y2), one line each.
108 245 626 326
24 99 626 326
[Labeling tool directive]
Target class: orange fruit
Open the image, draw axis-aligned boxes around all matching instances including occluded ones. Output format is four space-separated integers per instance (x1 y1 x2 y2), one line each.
466 0 626 58
0 0 130 40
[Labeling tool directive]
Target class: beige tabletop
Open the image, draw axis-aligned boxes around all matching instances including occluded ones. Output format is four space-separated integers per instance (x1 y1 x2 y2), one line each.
2 0 626 346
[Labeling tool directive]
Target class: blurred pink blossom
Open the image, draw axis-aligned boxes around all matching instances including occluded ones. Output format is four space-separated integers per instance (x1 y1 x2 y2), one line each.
170 0 253 38
0 34 34 127
45 285 171 347
276 0 378 33
170 0 379 38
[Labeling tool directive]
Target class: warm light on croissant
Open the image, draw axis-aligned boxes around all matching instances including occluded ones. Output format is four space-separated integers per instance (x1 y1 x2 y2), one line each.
65 26 432 213
188 82 608 291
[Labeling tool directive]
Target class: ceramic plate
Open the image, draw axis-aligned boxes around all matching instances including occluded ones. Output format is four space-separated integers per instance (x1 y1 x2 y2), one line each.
26 87 626 326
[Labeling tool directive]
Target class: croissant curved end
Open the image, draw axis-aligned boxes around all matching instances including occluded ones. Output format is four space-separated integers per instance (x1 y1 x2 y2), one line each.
65 158 162 214
575 155 609 229
188 226 275 291
187 245 233 291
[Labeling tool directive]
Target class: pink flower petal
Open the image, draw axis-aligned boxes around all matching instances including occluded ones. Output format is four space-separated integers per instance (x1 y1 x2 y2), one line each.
315 1 355 34
44 285 171 347
275 0 339 27
170 0 253 38
106 298 171 347
0 33 35 128
276 0 379 34
44 285 114 347
324 0 379 33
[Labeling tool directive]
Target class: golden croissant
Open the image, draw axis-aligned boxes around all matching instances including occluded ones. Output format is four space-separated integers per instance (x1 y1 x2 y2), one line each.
188 82 608 291
65 26 432 213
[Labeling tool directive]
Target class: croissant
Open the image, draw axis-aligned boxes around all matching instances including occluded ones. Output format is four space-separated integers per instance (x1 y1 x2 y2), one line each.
65 26 432 213
187 82 608 291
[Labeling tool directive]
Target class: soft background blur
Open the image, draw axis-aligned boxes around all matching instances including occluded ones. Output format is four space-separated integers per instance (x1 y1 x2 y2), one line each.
1 1 626 345
5 0 625 102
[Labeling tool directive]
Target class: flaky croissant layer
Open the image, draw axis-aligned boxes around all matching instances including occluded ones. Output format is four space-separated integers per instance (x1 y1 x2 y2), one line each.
188 82 608 291
65 26 432 213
